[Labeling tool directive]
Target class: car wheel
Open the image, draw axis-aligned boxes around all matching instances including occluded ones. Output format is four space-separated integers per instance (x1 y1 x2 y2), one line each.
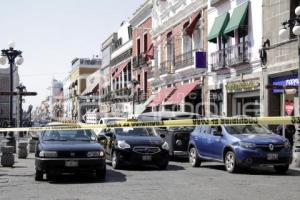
35 170 43 181
96 167 106 180
112 151 121 169
224 151 239 173
274 164 289 174
189 147 201 167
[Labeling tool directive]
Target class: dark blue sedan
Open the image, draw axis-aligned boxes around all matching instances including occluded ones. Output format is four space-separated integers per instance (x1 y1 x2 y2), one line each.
188 124 292 173
35 127 106 181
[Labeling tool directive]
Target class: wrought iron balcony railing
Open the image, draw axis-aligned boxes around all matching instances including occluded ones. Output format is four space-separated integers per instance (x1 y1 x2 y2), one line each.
211 41 250 71
132 54 147 69
174 49 198 70
159 60 173 75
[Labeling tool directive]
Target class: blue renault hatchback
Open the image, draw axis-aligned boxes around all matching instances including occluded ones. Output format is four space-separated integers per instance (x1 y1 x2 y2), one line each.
188 124 292 173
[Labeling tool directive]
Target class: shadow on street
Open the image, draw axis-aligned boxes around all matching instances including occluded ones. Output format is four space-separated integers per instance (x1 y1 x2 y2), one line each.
48 169 127 184
106 162 185 171
200 164 300 176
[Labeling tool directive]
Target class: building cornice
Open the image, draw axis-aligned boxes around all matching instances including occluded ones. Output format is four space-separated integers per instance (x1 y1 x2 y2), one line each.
153 0 207 37
130 1 153 27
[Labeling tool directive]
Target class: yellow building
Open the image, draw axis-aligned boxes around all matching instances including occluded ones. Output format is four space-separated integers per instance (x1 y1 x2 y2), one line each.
68 58 101 121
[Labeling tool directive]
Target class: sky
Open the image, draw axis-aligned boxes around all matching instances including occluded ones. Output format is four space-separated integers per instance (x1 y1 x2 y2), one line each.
0 0 145 108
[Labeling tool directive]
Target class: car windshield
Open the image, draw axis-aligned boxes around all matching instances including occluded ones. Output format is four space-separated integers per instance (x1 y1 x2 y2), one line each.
225 124 272 135
115 128 155 137
42 130 97 141
106 119 124 124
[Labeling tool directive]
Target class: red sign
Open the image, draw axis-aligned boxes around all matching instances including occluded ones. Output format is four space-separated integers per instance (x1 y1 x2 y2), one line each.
285 100 294 116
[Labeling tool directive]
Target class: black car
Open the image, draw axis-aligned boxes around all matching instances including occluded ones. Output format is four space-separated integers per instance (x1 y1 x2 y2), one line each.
99 127 169 169
34 128 106 181
138 112 201 157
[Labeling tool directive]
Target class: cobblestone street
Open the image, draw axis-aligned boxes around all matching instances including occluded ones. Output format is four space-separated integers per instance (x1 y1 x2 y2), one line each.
1 153 300 200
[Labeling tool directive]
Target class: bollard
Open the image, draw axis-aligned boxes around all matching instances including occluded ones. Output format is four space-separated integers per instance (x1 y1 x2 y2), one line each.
17 141 28 159
1 146 15 167
5 133 16 153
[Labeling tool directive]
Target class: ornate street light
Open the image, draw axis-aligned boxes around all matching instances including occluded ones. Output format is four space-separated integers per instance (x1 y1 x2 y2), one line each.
0 42 23 140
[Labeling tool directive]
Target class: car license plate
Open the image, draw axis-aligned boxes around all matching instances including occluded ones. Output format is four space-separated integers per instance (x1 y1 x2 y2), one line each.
267 153 278 160
65 160 78 167
142 155 152 161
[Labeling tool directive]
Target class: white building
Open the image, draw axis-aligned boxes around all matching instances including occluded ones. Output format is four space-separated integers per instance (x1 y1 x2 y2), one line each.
110 21 133 116
207 0 263 117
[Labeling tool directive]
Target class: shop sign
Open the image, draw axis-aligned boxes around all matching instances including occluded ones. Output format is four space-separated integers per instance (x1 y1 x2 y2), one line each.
195 51 207 69
226 80 260 92
285 100 294 116
100 104 111 113
272 75 299 93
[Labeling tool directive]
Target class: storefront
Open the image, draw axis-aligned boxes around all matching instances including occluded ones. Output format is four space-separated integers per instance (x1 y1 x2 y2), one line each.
226 79 260 117
268 74 299 116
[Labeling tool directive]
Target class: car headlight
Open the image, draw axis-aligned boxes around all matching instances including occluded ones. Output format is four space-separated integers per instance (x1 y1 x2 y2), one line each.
87 151 105 158
39 151 57 158
239 141 256 149
162 141 169 150
117 140 131 149
284 140 291 148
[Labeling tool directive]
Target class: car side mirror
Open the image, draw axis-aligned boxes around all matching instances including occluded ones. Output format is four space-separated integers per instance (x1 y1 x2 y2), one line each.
30 133 39 141
160 133 166 138
97 135 107 143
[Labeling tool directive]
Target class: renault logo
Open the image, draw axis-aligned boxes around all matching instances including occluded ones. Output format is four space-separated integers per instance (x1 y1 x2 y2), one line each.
269 144 274 151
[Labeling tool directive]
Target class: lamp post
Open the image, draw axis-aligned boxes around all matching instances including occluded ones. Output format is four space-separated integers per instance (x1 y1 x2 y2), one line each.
279 6 300 167
128 79 139 116
0 42 24 140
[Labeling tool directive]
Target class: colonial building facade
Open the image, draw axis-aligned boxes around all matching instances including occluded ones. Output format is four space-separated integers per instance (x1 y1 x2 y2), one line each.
99 33 118 115
130 0 154 115
109 21 133 116
149 0 208 115
207 0 263 117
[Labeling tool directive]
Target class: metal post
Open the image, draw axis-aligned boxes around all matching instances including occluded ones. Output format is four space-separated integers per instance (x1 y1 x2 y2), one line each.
282 91 286 138
9 61 13 127
298 36 300 117
132 90 135 116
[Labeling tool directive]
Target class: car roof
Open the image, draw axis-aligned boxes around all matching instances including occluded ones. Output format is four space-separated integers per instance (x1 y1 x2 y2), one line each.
139 111 201 118
46 122 66 126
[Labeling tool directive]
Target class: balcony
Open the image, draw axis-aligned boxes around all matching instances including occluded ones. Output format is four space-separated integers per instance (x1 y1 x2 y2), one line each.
132 54 147 69
174 49 198 70
110 88 131 100
159 60 173 75
211 41 250 71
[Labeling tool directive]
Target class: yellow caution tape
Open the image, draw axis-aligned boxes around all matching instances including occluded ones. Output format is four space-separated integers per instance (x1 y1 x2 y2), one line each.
0 116 300 132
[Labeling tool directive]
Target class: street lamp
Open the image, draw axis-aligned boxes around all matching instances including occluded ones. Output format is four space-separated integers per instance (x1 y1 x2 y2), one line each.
0 42 23 140
279 6 300 167
128 79 139 116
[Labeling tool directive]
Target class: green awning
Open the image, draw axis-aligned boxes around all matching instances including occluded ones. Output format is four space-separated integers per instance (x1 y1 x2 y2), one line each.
208 12 230 43
224 2 249 36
